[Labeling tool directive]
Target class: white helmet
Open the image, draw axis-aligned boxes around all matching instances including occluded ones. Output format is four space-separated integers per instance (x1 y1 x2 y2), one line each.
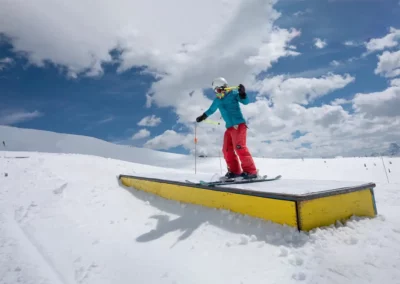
212 77 228 90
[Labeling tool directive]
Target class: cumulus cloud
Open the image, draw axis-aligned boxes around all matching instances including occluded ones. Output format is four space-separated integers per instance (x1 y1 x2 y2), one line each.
137 115 161 127
352 85 400 118
391 78 400 86
144 130 188 150
143 73 364 158
1 0 399 158
365 27 400 53
330 98 352 106
314 38 327 49
131 129 150 140
0 0 246 78
254 73 355 105
0 0 301 128
330 60 341 66
147 72 400 158
0 0 302 147
374 50 400 78
0 57 14 71
144 1 301 113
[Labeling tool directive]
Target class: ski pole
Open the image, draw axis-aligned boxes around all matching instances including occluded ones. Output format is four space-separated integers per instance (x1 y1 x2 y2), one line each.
194 123 198 174
223 86 239 91
204 119 220 126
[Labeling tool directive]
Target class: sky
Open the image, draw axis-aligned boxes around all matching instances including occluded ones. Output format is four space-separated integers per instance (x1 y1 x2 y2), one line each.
0 0 400 158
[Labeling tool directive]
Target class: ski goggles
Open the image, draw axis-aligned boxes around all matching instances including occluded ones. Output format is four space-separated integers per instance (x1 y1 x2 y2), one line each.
214 87 226 98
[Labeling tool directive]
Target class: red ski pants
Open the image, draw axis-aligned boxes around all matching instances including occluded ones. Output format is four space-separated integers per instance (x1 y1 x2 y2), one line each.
222 123 257 175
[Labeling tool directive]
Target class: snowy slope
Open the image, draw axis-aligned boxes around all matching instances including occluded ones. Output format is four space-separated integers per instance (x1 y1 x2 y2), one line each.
1 126 400 283
1 151 400 284
1 125 399 184
0 125 189 169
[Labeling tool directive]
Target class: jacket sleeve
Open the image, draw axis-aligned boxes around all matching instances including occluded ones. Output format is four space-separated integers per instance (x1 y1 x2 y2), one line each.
204 98 220 117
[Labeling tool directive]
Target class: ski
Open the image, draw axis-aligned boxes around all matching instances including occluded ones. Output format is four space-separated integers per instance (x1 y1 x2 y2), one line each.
200 175 268 186
185 175 281 187
202 175 281 186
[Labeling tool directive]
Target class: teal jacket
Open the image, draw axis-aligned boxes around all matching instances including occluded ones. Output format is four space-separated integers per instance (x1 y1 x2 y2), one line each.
204 89 249 128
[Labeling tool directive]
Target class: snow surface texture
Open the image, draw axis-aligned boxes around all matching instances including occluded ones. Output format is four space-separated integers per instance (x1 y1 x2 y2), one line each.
1 126 400 284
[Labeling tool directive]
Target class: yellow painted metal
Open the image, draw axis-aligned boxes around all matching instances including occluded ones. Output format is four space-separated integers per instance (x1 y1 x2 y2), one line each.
120 175 378 231
120 176 298 228
298 188 376 231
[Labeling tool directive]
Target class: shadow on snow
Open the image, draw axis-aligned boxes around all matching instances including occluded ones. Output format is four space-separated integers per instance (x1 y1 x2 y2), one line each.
118 177 312 248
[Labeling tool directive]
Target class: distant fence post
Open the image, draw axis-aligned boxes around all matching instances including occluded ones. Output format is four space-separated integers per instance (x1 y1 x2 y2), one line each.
380 156 390 183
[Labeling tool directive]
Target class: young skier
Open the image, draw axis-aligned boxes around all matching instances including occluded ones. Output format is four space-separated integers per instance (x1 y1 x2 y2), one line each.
196 77 258 180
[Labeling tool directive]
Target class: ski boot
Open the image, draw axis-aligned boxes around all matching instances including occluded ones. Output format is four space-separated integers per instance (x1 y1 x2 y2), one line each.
240 169 260 180
219 171 241 181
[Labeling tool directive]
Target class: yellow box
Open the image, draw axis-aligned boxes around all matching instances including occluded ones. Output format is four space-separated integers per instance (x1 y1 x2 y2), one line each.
119 175 377 231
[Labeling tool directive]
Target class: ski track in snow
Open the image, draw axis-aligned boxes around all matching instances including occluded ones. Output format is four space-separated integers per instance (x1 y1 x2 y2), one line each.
0 147 400 284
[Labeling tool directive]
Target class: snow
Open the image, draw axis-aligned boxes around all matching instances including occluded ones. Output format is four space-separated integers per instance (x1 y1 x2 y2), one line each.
216 179 373 195
1 126 400 284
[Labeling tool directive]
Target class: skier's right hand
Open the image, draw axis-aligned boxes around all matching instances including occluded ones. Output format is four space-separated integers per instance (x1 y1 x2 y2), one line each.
196 113 207 123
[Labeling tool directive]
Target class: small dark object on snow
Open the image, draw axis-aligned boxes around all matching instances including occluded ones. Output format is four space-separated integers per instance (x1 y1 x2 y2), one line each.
4 173 8 177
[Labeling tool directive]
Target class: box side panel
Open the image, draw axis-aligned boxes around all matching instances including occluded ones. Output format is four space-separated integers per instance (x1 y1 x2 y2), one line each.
299 188 376 231
120 176 298 228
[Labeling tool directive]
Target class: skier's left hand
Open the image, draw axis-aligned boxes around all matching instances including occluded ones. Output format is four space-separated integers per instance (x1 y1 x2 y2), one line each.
238 84 246 99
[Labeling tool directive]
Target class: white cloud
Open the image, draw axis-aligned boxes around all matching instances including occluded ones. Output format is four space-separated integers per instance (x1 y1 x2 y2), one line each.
374 50 400 78
352 85 400 118
144 130 188 150
391 78 400 86
254 73 355 106
330 98 352 106
1 0 399 158
143 73 368 158
310 104 350 128
314 38 327 49
137 115 161 127
144 71 400 158
0 0 303 152
330 60 341 66
365 27 400 53
143 2 301 112
0 57 14 71
243 99 399 158
131 129 150 140
0 0 246 78
244 28 301 73
0 0 300 87
0 110 43 125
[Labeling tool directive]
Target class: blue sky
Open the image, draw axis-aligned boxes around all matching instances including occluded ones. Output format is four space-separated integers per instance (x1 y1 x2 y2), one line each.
0 42 162 145
1 0 399 157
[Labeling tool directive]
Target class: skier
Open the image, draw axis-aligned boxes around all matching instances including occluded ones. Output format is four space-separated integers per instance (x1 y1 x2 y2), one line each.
196 77 258 180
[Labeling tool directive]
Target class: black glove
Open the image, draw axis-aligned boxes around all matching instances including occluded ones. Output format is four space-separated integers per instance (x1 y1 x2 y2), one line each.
196 113 207 122
238 84 246 99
